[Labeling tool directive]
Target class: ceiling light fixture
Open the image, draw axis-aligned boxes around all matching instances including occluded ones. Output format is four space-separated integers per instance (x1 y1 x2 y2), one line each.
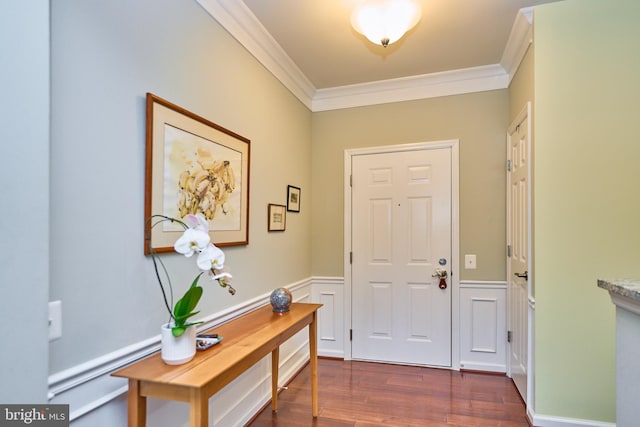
351 0 422 48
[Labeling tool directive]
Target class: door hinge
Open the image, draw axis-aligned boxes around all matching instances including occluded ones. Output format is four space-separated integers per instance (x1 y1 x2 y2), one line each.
350 329 353 341
350 175 353 187
507 244 512 257
507 159 512 172
350 251 353 264
507 330 512 343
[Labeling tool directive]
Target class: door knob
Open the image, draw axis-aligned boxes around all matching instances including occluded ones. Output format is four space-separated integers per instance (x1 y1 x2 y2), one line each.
514 271 528 280
432 268 448 279
432 268 448 289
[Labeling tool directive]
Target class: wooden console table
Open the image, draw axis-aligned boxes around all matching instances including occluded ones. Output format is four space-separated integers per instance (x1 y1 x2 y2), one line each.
113 302 322 427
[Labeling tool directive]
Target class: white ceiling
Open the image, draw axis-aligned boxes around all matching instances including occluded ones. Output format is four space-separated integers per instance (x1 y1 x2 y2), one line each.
196 0 562 111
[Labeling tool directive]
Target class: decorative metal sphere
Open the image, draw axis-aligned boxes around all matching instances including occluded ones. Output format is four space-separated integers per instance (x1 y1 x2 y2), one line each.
270 288 292 313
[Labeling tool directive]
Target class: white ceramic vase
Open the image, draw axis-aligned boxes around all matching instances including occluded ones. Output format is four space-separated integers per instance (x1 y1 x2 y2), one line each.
160 323 196 365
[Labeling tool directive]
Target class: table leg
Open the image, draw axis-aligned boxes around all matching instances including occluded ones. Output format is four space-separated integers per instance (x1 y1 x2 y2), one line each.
128 379 146 427
309 311 318 417
189 389 208 427
271 347 280 412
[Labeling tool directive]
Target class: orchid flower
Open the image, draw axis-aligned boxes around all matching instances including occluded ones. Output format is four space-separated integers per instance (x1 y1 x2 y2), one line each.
184 213 209 233
174 228 210 257
197 243 225 271
210 269 236 295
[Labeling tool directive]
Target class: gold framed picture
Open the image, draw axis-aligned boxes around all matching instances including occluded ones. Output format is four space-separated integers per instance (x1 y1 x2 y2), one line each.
145 93 250 253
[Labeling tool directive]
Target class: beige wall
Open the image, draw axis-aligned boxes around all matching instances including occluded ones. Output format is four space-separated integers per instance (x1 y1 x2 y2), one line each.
509 44 534 124
534 0 640 421
311 90 509 281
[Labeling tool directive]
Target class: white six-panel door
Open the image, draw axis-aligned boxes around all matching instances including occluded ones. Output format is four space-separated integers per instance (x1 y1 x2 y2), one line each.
507 104 531 402
351 147 452 366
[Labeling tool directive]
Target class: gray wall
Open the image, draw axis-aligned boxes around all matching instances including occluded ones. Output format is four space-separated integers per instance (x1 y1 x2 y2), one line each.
49 0 312 373
0 0 50 403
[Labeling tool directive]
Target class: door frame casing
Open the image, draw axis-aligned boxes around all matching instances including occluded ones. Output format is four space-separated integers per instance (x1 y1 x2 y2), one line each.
343 140 460 369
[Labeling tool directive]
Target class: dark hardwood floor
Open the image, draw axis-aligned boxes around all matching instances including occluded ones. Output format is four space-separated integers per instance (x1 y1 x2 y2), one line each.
248 358 530 427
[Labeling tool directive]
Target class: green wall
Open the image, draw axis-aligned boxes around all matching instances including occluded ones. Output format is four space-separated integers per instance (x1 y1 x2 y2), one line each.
534 0 640 421
311 90 509 281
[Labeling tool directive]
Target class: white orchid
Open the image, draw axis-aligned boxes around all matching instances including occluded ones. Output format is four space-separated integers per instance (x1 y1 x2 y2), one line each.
174 228 210 257
146 214 236 336
174 214 211 257
197 243 226 271
184 213 209 233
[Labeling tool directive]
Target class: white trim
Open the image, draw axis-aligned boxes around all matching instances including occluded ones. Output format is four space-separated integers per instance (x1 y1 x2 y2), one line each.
609 293 640 317
312 65 509 112
48 278 312 423
530 409 616 427
195 0 315 109
459 362 506 373
460 280 507 289
311 276 345 285
195 1 531 112
69 385 128 422
343 140 460 369
501 7 534 83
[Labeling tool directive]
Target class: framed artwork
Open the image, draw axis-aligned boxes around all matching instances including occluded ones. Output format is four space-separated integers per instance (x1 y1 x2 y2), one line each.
268 204 286 232
286 185 301 212
145 93 250 254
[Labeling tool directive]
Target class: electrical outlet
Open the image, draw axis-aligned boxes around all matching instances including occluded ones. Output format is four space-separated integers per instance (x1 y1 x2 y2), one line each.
49 300 62 341
464 254 477 269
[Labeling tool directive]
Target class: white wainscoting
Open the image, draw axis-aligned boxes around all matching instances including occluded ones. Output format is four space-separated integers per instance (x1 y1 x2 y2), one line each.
459 281 507 373
312 277 508 373
311 277 345 359
51 279 314 427
61 277 600 427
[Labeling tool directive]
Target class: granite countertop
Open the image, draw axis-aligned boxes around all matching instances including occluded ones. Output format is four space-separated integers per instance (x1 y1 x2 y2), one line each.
598 279 640 302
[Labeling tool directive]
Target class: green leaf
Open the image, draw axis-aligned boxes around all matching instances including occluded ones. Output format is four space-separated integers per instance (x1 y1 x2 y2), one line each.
174 284 203 318
171 326 186 337
174 310 200 323
171 321 203 337
189 273 203 289
171 273 204 334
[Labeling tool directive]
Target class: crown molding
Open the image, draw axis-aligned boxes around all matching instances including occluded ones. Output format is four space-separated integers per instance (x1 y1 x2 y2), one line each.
196 0 316 109
197 1 531 112
312 64 509 111
500 7 534 84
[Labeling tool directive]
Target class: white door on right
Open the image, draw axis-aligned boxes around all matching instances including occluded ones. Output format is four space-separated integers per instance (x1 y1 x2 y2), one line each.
507 105 530 402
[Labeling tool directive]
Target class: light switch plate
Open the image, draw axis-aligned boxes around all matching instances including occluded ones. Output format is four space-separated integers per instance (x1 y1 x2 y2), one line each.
464 254 477 269
49 300 62 341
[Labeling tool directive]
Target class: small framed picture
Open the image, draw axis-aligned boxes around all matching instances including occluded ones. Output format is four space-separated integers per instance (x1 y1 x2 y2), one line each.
268 204 286 231
287 185 301 212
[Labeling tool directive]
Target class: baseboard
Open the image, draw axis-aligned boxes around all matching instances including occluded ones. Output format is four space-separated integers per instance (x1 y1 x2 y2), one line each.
459 361 506 373
530 409 616 427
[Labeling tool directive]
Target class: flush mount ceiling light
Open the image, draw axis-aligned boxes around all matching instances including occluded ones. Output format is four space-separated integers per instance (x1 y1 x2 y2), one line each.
351 0 422 48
